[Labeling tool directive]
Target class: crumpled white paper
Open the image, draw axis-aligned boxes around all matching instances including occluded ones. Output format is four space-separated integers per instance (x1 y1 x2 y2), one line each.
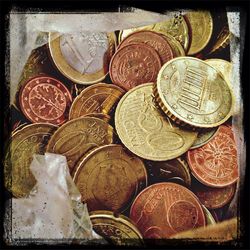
5 153 106 245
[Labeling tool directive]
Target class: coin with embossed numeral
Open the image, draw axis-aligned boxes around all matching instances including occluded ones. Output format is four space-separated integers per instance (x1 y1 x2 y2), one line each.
154 57 233 128
115 83 197 161
130 182 206 239
73 144 147 213
69 83 125 120
90 210 144 246
49 32 116 84
187 125 239 187
46 117 113 174
4 123 57 197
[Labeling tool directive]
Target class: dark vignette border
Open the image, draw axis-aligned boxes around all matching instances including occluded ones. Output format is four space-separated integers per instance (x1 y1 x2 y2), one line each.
0 0 249 250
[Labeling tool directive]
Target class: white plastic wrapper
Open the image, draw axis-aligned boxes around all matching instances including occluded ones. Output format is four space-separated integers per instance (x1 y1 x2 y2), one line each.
5 153 106 245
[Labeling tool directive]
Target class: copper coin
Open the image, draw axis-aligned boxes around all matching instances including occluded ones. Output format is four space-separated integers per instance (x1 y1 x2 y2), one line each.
129 182 206 239
192 180 236 209
69 83 124 120
110 43 161 91
187 125 239 187
118 30 174 64
73 144 147 213
19 76 72 125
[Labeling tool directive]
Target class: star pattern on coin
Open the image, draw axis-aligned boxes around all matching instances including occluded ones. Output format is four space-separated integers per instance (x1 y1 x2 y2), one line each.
172 104 178 110
187 114 194 120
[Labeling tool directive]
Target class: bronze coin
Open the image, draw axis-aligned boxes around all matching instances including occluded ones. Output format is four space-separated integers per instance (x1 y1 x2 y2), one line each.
187 125 239 187
118 30 174 64
130 182 206 239
73 144 147 213
109 43 161 91
19 76 72 125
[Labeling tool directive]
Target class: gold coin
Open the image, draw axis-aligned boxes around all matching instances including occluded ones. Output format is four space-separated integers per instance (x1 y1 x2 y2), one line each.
115 83 197 161
4 123 57 197
69 83 125 120
73 144 147 213
185 11 213 55
154 57 234 128
205 59 232 85
202 205 216 225
83 113 111 123
90 210 144 246
46 117 113 174
154 14 189 52
48 32 116 84
191 127 219 149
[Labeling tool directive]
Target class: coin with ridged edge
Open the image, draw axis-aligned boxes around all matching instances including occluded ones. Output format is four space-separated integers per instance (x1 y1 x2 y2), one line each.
90 210 144 246
153 57 234 128
115 83 197 161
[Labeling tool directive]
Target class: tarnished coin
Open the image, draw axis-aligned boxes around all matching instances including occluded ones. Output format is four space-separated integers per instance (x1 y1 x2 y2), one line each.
115 83 197 161
187 125 239 187
192 180 236 209
130 182 206 239
109 44 161 91
46 117 113 174
4 123 57 197
205 59 232 85
191 127 219 149
83 113 111 123
90 210 144 246
49 32 116 84
118 30 174 64
73 144 147 213
154 57 233 128
154 14 190 52
185 11 213 55
146 157 191 187
202 205 216 225
19 76 72 125
69 83 125 120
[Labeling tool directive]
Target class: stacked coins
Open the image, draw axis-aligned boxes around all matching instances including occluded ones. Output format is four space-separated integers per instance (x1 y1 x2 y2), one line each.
4 10 239 245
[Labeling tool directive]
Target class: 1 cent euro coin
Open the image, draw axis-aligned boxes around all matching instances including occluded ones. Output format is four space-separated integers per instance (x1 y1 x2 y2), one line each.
46 117 113 174
115 83 197 161
73 144 147 213
49 32 116 84
4 123 57 197
69 83 125 120
187 125 239 187
154 57 234 128
109 44 161 91
130 182 206 239
90 210 144 246
19 76 72 125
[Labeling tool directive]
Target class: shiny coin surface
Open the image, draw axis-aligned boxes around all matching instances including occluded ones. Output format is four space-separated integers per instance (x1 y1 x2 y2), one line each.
90 210 144 246
19 76 72 125
46 117 113 174
130 182 206 239
69 83 124 120
118 30 174 64
187 125 239 187
146 157 191 187
4 123 57 197
154 57 233 128
115 83 197 161
49 32 116 84
83 113 111 123
73 144 147 213
192 180 236 209
154 14 190 52
202 205 216 225
109 44 161 91
191 127 219 149
185 11 213 55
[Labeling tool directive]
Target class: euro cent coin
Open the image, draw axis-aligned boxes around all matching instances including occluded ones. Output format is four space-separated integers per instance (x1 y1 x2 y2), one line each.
154 57 233 128
187 125 239 187
109 44 161 91
115 83 197 161
73 144 147 213
129 182 206 239
19 76 72 125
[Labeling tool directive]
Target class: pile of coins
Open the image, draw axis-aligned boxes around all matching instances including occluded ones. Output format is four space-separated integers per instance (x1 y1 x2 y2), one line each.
4 10 239 245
